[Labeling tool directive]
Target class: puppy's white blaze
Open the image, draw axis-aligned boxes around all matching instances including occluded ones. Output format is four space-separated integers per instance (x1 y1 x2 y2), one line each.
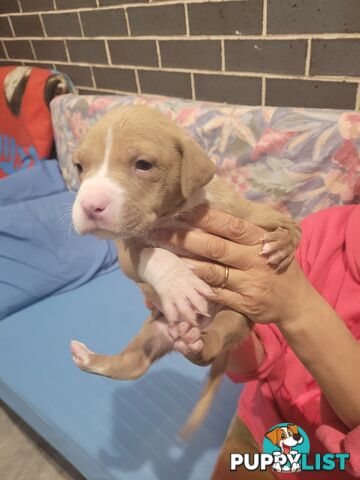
99 126 113 177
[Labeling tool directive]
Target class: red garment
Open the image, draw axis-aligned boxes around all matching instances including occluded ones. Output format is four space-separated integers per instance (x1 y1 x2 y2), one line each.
229 205 360 479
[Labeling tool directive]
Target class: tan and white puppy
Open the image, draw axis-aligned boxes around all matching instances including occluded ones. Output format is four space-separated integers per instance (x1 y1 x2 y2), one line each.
70 105 301 436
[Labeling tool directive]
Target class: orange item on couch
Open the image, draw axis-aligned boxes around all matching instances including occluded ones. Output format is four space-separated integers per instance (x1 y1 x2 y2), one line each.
0 66 74 178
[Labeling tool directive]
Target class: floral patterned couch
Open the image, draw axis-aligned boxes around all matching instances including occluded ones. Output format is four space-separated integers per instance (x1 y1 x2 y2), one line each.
51 94 360 222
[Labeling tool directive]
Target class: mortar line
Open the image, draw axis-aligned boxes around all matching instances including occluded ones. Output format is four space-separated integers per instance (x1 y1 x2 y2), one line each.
190 71 195 100
78 85 139 95
77 12 85 37
221 39 225 71
2 33 360 40
261 76 266 106
64 40 70 62
356 84 360 110
124 8 131 36
262 0 268 36
90 65 96 87
156 39 162 68
134 69 141 93
8 17 15 37
184 2 190 36
2 41 9 59
6 57 360 84
305 37 312 76
1 0 254 17
29 40 36 60
39 14 47 37
104 39 112 64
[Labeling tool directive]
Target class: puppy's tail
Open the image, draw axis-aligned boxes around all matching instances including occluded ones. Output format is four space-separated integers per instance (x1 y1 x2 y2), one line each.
180 350 229 440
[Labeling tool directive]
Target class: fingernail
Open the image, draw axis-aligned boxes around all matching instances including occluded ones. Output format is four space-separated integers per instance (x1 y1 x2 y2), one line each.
206 290 218 297
262 243 271 254
154 228 171 241
179 211 192 221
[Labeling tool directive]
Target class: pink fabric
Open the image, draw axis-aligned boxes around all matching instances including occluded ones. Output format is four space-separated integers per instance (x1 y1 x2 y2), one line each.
230 205 360 479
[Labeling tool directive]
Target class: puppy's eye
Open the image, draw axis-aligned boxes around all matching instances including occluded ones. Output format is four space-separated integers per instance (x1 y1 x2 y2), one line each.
281 433 286 438
135 159 153 171
74 163 83 175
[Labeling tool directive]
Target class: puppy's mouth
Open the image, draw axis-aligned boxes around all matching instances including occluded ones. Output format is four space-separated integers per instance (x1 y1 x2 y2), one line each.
87 227 120 240
75 214 160 240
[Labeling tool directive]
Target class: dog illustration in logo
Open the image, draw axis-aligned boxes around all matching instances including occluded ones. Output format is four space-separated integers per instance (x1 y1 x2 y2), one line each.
265 424 303 472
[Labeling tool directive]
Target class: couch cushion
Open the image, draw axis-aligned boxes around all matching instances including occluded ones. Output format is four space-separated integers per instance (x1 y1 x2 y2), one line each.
0 66 75 178
0 269 241 480
51 94 360 221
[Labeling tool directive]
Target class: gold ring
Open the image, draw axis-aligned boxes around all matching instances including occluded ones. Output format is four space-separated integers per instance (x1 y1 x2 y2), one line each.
220 265 230 288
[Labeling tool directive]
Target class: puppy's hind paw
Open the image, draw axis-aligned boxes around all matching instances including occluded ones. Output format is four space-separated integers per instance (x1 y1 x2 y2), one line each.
70 340 94 370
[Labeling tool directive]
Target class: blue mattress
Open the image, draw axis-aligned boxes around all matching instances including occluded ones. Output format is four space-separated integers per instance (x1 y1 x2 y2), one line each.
0 269 242 480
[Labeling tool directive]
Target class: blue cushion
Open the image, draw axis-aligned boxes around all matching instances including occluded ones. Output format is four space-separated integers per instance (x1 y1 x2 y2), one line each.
0 160 117 320
0 269 242 480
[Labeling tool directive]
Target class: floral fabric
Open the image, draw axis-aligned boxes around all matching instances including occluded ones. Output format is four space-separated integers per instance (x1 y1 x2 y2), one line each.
50 94 360 221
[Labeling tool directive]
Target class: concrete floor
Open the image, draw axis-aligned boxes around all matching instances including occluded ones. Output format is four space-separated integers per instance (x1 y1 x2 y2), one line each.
0 400 84 480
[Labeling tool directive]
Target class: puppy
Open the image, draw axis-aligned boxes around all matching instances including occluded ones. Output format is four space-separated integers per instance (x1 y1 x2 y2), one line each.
70 105 301 436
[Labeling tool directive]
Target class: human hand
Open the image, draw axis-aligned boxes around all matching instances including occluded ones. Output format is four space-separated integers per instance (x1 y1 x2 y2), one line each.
154 206 311 328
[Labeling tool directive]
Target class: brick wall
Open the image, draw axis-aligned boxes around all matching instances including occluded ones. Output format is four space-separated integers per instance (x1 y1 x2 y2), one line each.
1 0 360 110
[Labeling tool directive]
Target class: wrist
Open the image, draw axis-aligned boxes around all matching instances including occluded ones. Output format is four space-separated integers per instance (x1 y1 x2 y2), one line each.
276 272 326 333
277 282 330 337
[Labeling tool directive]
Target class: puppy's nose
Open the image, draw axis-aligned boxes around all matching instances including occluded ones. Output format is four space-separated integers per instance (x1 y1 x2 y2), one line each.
81 196 109 220
293 434 302 441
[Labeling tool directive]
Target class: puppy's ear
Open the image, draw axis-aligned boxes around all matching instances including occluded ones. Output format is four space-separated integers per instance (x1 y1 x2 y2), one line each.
178 134 215 199
265 428 280 445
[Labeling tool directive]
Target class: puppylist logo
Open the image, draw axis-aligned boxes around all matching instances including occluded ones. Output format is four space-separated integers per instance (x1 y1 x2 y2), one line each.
230 423 350 474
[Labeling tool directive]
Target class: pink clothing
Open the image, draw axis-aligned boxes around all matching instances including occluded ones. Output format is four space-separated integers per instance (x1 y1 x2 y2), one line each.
229 205 360 478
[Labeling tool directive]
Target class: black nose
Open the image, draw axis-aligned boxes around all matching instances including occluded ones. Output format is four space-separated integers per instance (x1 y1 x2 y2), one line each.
293 434 302 441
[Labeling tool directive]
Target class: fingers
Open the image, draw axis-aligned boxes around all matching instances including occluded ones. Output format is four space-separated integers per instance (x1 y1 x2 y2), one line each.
156 228 255 269
182 257 240 290
180 206 265 245
211 287 245 314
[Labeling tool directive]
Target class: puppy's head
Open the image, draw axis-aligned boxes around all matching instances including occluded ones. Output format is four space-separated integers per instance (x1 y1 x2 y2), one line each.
72 105 215 239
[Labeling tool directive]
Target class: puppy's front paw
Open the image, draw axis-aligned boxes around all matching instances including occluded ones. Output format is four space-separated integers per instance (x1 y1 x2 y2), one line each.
163 288 208 323
262 226 298 271
70 340 94 370
156 264 214 324
139 248 214 324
